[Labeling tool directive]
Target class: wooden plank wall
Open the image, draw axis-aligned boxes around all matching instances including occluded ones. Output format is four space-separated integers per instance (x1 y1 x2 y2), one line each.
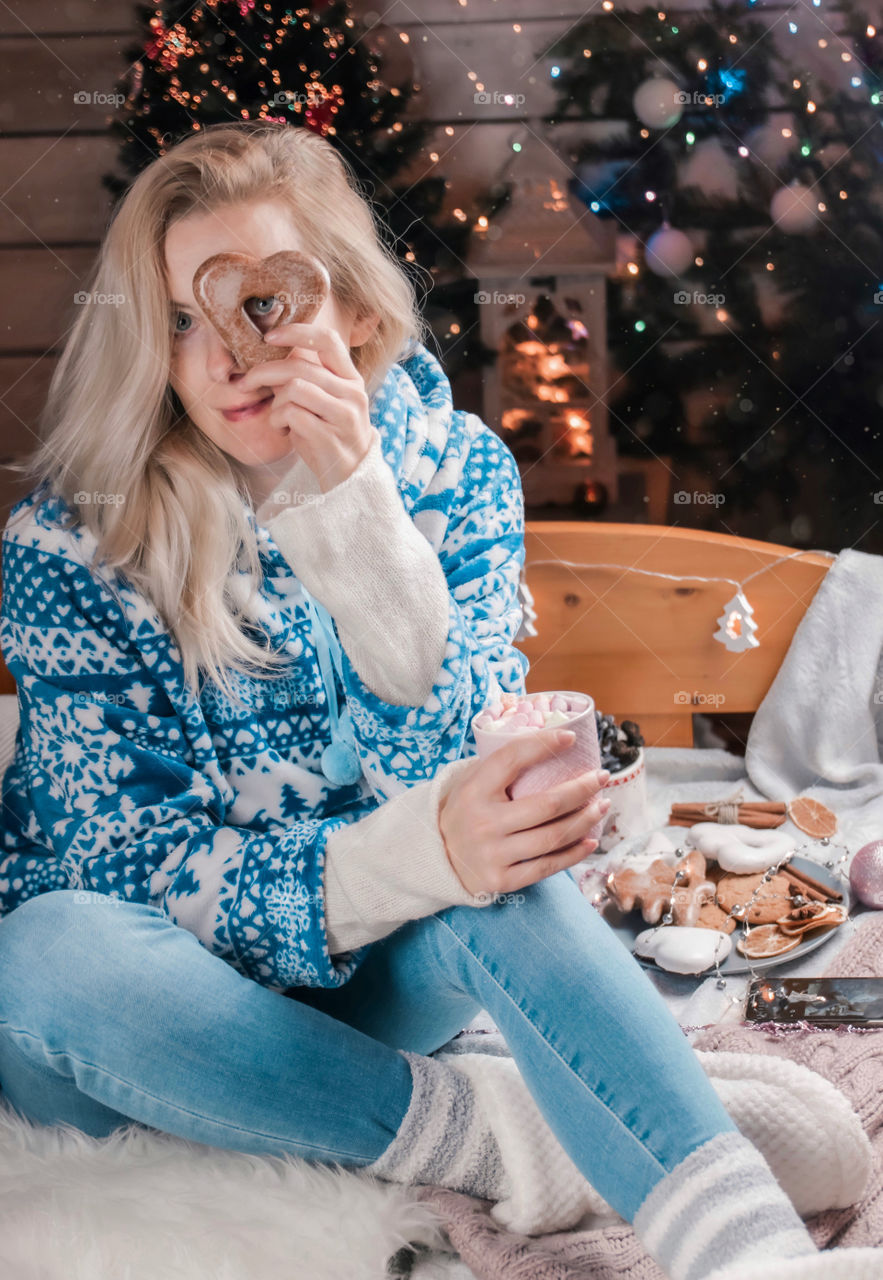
1 0 876 528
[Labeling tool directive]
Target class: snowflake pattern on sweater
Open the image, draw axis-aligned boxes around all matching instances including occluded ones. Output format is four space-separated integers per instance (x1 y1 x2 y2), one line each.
0 343 529 992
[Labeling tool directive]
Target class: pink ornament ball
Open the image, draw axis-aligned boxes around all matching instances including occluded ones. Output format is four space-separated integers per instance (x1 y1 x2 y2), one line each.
849 840 883 908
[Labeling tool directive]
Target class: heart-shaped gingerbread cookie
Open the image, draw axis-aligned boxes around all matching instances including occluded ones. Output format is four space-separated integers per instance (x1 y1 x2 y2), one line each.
191 250 330 370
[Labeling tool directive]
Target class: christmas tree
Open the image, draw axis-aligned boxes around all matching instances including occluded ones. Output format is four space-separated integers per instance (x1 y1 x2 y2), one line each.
104 0 505 379
544 0 883 550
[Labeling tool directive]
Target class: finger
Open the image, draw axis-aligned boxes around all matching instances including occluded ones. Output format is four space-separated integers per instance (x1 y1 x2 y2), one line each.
238 358 340 394
480 728 577 799
272 379 340 426
502 837 600 895
500 769 609 836
503 795 608 864
264 322 357 379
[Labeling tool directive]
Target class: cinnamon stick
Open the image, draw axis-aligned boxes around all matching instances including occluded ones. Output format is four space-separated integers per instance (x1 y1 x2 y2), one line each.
782 873 828 903
667 801 787 829
784 862 843 902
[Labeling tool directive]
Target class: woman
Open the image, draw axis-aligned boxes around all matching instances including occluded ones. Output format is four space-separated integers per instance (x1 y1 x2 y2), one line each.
0 122 874 1279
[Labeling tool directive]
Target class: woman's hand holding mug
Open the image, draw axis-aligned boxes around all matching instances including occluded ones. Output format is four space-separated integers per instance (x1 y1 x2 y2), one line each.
438 729 611 900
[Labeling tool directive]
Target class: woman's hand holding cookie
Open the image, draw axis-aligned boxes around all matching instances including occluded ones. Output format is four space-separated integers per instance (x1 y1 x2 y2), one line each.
237 323 375 492
438 729 611 900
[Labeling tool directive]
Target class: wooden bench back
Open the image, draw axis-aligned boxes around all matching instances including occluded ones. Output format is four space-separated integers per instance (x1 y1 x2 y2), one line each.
514 522 833 747
0 523 834 738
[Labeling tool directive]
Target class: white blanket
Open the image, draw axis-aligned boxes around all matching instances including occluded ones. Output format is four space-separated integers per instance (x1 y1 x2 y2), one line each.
746 546 883 832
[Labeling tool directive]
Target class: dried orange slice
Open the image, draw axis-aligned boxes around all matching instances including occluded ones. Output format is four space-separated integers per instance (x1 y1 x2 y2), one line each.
776 904 846 936
787 796 837 839
736 924 802 958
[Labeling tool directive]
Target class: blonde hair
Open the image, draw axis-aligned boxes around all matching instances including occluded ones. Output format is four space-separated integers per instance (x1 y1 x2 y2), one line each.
7 121 428 704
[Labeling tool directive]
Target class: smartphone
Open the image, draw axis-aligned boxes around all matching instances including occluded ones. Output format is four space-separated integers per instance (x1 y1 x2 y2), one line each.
745 977 883 1027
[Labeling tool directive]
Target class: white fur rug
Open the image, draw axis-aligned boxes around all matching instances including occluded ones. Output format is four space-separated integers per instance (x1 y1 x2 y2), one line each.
0 1097 468 1280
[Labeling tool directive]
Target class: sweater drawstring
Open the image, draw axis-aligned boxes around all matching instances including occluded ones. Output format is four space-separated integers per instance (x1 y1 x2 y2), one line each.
303 589 363 787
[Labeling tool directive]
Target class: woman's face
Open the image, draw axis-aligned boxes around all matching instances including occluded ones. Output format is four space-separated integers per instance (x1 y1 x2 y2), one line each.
164 199 374 494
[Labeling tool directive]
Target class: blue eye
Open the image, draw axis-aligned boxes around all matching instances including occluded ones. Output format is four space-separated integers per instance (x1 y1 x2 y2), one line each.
173 312 194 336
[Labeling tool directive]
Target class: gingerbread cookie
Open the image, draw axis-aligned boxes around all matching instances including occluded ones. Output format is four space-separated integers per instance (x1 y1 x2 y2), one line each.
191 250 331 370
697 900 737 934
686 822 797 874
608 850 714 926
634 925 732 974
607 860 675 924
716 871 794 924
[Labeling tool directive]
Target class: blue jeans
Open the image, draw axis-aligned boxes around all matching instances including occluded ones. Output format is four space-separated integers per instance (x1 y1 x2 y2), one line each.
0 872 736 1221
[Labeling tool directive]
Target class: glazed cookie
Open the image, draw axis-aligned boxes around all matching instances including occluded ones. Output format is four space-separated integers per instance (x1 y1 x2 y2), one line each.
634 925 732 974
608 849 714 926
607 859 675 924
716 871 794 924
191 250 331 370
686 822 797 874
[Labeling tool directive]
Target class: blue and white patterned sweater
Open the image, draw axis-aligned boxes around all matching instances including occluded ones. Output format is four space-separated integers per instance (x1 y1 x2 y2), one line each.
0 343 529 992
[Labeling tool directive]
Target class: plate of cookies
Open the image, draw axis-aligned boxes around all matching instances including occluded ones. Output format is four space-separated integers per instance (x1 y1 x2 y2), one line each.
601 844 849 976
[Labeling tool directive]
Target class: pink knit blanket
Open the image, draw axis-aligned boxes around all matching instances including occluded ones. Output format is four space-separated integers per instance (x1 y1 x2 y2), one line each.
413 915 883 1279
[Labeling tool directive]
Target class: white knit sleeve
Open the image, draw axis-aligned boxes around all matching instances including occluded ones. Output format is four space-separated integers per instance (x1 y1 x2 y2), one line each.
322 757 490 955
264 432 450 707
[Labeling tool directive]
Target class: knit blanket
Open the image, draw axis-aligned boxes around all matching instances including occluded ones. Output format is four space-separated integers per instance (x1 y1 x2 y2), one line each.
408 914 883 1279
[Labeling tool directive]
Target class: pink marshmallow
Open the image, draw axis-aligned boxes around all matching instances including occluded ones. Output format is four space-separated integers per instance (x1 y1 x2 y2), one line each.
475 690 590 738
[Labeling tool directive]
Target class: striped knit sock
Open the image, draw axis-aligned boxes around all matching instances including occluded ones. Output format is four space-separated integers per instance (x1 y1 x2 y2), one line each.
360 1049 610 1235
362 1050 508 1201
633 1130 819 1280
